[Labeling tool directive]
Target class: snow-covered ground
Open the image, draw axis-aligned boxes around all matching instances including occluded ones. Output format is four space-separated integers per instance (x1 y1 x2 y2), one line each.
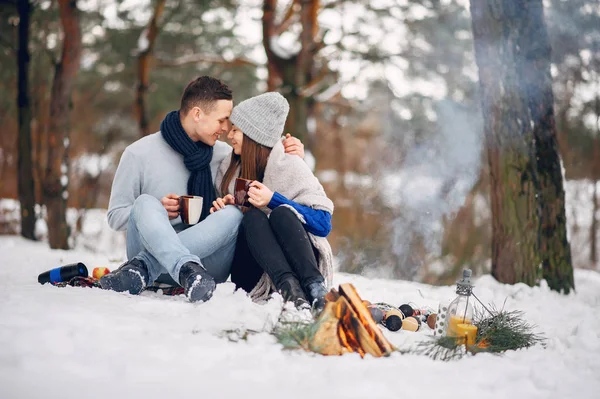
1 235 599 399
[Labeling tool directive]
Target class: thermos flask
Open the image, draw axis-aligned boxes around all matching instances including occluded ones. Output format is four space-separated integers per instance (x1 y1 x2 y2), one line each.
38 262 89 284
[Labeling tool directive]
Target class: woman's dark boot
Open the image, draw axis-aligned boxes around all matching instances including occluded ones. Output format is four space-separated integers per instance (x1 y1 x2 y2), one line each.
278 276 309 309
305 281 328 314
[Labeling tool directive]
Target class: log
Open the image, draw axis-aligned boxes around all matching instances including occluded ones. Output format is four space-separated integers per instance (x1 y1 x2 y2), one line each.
309 300 351 356
339 283 394 355
310 283 394 358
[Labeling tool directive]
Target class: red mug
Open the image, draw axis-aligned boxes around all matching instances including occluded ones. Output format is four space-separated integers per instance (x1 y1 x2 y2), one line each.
234 178 252 207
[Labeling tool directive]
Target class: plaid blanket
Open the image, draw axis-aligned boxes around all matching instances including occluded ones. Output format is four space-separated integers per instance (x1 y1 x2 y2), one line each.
53 276 184 296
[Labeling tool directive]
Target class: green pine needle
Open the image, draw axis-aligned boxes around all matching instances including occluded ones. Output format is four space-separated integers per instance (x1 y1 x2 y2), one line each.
273 321 318 351
474 307 545 352
409 336 468 361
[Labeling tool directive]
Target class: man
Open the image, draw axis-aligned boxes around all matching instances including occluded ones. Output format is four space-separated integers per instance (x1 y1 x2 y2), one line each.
101 76 304 303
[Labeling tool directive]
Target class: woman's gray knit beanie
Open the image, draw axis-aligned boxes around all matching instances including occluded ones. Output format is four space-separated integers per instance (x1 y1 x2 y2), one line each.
230 92 290 148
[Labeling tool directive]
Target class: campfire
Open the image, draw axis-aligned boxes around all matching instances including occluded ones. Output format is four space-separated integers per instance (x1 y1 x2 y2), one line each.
310 283 394 357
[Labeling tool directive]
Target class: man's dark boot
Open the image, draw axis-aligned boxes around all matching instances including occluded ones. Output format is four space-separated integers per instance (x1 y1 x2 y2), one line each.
99 258 149 295
179 262 216 303
279 276 309 309
305 281 328 314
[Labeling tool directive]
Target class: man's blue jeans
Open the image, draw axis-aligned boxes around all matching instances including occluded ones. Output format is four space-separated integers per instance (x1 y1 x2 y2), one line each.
125 194 242 285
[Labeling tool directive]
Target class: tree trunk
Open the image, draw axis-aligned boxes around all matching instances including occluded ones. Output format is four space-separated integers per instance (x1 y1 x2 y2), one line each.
292 0 318 141
471 0 540 285
43 0 82 249
262 0 319 145
136 0 166 137
591 174 597 267
591 92 600 267
263 0 282 91
17 0 36 240
515 0 574 293
284 63 309 140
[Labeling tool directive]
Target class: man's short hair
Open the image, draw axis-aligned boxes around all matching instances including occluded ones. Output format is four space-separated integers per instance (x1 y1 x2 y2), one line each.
180 76 233 115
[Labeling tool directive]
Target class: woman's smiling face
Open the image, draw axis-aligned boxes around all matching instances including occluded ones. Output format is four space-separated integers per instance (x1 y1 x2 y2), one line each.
227 125 244 155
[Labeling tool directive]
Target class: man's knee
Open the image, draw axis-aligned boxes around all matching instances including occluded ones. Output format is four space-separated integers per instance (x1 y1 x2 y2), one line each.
216 205 243 226
131 194 164 222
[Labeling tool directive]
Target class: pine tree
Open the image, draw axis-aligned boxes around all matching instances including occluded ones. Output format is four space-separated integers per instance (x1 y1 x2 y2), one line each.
471 0 541 286
515 0 574 293
471 0 574 292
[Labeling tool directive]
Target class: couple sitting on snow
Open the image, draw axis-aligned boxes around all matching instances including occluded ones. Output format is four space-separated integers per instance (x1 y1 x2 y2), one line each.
101 76 334 312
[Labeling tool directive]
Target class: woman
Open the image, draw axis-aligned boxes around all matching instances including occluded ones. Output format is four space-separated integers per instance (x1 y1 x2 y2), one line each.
211 92 334 311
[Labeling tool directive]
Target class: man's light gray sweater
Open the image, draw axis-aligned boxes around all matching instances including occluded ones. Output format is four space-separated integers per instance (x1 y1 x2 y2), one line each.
107 132 231 232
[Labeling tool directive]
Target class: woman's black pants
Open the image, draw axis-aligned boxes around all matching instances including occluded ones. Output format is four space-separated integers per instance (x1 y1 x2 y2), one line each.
230 206 323 293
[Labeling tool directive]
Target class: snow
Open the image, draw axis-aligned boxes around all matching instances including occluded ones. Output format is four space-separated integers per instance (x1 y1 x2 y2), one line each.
314 83 342 102
73 153 112 178
563 180 600 269
269 34 301 59
316 170 374 190
1 234 599 398
137 28 150 53
303 150 316 172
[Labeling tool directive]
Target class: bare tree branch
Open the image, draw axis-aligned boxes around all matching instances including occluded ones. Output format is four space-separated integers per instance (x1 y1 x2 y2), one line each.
322 0 347 10
155 53 258 68
274 0 300 35
298 65 330 97
331 41 405 61
160 0 184 27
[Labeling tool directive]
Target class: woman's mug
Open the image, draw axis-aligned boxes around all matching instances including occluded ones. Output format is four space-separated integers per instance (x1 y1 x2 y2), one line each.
234 178 252 207
179 195 203 224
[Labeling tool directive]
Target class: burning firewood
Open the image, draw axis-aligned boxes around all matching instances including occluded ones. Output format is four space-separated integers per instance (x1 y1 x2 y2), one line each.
310 283 394 357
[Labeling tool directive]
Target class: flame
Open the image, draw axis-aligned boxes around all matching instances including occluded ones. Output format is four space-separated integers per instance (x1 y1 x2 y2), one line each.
311 284 393 358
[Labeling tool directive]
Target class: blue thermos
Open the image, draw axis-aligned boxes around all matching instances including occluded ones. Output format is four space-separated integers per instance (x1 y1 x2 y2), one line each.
38 262 88 284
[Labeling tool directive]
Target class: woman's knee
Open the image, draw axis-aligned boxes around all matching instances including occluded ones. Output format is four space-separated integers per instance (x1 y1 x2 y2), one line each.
269 206 300 227
241 208 268 227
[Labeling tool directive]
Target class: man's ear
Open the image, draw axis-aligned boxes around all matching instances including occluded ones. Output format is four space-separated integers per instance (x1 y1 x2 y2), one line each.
192 106 204 122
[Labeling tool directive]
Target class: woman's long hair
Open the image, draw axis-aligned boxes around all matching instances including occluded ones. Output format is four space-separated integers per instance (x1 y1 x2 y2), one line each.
220 134 272 196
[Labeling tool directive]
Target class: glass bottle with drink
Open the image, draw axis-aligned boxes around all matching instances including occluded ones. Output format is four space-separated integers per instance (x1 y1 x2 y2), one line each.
444 269 477 344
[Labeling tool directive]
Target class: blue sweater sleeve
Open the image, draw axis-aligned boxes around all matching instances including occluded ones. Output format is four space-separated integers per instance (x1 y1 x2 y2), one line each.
267 192 332 237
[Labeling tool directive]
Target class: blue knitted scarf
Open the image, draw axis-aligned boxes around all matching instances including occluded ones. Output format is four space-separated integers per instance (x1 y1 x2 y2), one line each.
160 110 216 222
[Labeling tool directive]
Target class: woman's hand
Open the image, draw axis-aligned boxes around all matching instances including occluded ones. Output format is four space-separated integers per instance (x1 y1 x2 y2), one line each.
283 133 305 158
210 194 235 213
161 194 180 219
248 181 274 208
